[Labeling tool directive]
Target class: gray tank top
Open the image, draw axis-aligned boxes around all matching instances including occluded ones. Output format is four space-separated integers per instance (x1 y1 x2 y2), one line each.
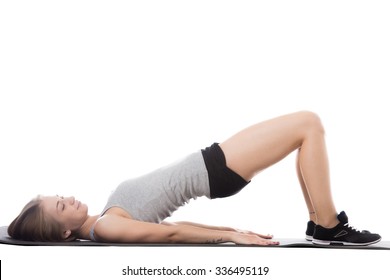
100 151 211 223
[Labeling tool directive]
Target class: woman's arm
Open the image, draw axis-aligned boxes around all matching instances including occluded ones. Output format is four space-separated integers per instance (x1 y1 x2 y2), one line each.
95 215 278 245
162 221 274 239
162 221 235 231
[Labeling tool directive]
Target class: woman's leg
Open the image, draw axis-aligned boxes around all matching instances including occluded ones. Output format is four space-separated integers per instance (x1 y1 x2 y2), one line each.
219 111 338 228
296 152 317 223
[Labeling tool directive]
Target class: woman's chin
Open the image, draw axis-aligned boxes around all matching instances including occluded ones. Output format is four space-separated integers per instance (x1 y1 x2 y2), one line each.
80 202 88 214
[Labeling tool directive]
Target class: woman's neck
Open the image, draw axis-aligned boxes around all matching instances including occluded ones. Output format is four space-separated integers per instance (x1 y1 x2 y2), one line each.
77 215 100 240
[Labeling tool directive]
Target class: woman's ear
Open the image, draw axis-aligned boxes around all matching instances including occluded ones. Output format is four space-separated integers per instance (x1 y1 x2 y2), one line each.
62 229 71 240
63 230 77 242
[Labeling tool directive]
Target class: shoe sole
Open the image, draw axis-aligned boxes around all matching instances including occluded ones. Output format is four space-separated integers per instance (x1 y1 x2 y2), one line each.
305 235 313 242
312 237 382 246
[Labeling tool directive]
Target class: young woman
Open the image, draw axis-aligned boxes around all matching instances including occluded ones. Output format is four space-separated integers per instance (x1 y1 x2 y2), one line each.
8 111 381 246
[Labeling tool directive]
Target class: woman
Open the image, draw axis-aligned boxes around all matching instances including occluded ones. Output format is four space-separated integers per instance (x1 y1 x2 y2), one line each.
8 111 381 246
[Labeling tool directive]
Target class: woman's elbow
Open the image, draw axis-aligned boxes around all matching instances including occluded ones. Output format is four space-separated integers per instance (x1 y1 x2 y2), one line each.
164 225 183 243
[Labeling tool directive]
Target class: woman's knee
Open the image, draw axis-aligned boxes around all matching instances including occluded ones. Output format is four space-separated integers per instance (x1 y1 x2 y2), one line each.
295 110 325 135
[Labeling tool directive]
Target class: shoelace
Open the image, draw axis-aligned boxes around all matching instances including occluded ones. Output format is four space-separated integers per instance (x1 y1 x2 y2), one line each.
344 222 361 233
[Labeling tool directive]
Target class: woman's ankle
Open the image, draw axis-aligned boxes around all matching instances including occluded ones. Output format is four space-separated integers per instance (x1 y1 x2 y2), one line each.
317 215 339 229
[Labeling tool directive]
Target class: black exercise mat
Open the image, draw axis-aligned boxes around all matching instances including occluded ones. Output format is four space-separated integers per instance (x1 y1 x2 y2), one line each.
1 226 389 249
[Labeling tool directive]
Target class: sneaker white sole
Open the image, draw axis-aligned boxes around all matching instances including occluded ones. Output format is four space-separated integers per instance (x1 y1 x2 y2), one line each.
312 237 382 246
305 235 313 241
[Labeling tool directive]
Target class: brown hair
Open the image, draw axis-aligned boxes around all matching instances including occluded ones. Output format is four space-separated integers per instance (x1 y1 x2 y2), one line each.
8 196 65 242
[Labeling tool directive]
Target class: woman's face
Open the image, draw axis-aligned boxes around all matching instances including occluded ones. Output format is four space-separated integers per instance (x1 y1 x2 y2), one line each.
40 195 89 232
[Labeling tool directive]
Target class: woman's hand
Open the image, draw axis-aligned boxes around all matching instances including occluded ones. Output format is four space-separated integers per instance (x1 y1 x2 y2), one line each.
234 228 274 239
230 231 279 246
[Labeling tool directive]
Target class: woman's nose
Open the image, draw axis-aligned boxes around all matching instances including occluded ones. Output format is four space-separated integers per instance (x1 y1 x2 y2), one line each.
66 196 75 204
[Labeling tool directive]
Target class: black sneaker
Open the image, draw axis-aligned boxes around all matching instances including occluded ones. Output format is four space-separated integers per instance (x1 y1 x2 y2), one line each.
305 220 316 241
312 211 381 246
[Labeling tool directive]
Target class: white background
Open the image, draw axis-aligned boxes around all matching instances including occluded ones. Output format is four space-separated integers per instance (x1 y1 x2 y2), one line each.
1 1 389 279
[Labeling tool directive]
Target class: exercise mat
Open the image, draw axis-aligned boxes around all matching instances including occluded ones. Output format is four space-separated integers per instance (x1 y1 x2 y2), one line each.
1 226 388 249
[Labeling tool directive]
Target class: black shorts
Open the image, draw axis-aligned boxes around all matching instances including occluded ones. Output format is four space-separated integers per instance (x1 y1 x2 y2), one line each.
201 143 250 199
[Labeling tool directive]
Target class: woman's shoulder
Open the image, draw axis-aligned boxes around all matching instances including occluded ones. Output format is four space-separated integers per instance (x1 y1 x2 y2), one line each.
93 213 132 242
93 207 133 241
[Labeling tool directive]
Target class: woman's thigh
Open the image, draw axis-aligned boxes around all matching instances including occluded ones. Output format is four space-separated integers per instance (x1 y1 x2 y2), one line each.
219 111 322 181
